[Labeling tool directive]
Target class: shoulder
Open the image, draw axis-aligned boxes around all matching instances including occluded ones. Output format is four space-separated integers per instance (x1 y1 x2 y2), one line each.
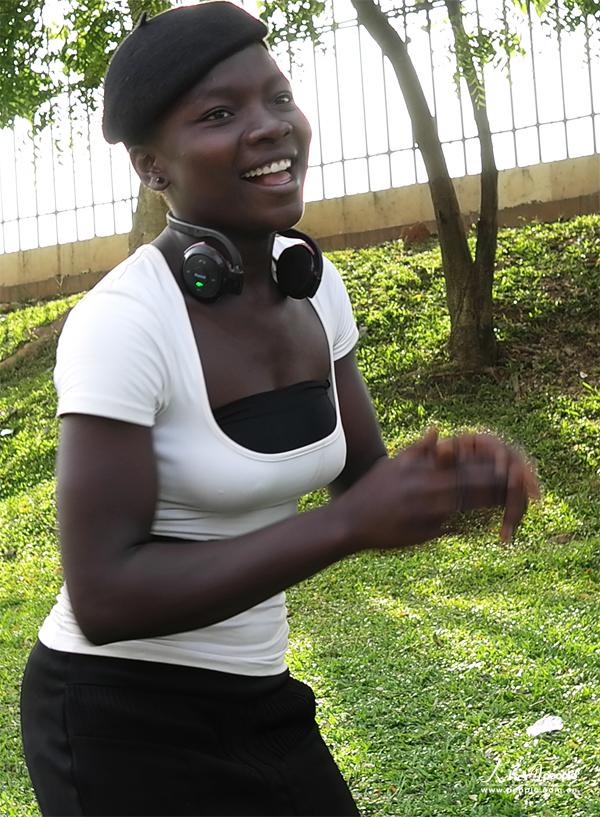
56 244 177 383
54 245 173 424
72 244 167 309
62 244 172 338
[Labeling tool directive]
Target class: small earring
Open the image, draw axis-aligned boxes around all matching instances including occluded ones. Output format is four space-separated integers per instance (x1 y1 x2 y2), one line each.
155 176 165 185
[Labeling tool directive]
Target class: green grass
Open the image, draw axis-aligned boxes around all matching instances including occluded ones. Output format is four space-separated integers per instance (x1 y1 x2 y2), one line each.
0 294 82 360
1 216 599 816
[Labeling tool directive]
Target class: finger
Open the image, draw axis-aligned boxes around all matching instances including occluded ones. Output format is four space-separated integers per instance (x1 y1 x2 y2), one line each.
493 444 509 483
454 433 477 463
437 434 506 468
454 461 504 512
507 453 539 501
401 427 439 461
435 436 457 468
495 443 540 501
437 433 482 467
470 433 507 464
501 460 528 542
436 435 540 505
438 432 503 468
422 426 439 452
464 436 540 501
464 433 478 459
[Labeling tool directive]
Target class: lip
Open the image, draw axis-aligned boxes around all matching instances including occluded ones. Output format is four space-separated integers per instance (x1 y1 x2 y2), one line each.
240 156 306 195
241 174 301 195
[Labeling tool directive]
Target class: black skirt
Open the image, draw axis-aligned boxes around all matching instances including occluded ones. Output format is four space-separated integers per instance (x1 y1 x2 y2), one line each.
21 640 359 817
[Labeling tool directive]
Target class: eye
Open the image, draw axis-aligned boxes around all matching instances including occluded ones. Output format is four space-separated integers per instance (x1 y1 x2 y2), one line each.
274 91 294 105
201 108 233 122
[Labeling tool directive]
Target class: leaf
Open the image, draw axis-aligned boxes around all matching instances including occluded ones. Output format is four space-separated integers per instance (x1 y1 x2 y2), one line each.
259 0 327 48
0 0 169 132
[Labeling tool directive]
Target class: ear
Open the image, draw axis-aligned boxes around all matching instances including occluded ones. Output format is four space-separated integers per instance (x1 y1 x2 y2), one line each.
128 146 170 192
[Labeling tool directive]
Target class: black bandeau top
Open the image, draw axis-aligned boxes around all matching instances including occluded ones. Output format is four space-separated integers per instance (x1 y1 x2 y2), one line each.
212 379 336 454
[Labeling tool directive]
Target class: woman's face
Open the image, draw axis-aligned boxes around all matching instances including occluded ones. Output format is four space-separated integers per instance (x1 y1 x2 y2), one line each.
143 43 312 235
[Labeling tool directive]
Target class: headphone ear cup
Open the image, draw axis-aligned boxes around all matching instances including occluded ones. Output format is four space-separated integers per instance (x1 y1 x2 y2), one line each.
182 240 244 301
182 243 229 301
275 244 321 299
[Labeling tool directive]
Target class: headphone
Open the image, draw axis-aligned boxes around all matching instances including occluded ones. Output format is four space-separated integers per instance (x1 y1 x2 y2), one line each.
166 212 323 302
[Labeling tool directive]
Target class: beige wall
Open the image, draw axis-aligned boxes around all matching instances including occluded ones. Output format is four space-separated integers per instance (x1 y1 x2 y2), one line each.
298 154 600 249
1 155 598 302
0 234 128 303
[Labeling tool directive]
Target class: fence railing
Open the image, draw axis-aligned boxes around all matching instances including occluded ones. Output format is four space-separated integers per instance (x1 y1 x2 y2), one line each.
0 0 598 256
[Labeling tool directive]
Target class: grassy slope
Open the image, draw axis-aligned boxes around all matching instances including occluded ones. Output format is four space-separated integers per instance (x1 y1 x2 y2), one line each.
1 217 598 816
0 295 81 361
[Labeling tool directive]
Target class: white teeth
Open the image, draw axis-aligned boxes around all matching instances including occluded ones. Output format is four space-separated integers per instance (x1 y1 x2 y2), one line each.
242 158 292 179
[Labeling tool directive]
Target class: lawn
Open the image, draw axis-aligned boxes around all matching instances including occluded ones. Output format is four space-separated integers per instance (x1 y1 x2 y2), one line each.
1 215 598 816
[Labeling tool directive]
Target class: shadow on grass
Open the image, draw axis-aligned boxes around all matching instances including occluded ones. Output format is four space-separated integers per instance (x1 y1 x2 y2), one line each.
361 261 600 532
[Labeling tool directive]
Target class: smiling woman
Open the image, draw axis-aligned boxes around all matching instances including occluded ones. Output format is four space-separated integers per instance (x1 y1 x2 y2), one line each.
18 3 538 816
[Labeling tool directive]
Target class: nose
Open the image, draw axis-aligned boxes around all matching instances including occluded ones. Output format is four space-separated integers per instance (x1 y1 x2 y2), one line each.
245 110 292 144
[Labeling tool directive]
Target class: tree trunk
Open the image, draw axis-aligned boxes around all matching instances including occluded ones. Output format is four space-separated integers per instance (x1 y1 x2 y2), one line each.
125 0 171 257
350 0 497 369
128 183 168 255
446 0 498 366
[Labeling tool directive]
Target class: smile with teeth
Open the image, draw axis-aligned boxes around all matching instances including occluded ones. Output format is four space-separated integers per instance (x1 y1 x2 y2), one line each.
242 158 293 179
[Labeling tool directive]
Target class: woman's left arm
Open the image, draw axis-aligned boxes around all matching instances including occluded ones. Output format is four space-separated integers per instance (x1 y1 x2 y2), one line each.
329 348 388 497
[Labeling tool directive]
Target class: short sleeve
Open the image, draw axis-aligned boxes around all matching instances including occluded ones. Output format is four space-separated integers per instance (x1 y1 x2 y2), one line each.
317 257 359 361
54 289 169 427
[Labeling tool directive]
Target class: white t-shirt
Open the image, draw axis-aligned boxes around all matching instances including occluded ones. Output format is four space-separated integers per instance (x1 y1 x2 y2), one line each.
39 238 359 675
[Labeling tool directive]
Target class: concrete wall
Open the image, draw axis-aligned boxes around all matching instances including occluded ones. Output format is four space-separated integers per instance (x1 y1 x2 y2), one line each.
0 234 128 303
298 154 600 250
1 155 598 302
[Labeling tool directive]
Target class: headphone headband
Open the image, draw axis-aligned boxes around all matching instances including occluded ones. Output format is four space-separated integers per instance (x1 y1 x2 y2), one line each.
167 212 241 266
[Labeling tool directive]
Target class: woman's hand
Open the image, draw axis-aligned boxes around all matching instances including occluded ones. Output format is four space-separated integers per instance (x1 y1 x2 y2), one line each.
436 432 539 541
334 429 539 552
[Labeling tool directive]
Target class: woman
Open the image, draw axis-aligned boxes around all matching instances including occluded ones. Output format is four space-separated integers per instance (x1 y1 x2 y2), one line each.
20 3 537 815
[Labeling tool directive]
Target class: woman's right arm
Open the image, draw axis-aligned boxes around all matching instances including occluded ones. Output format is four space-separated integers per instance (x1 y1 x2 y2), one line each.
57 413 526 646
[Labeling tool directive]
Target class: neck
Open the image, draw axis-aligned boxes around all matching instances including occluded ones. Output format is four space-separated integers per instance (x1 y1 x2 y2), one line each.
233 233 274 280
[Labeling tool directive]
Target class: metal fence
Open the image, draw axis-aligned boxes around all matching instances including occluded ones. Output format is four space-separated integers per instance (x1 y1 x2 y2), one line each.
0 0 598 255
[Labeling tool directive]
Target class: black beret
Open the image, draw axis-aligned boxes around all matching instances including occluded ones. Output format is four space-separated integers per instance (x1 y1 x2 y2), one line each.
102 2 268 145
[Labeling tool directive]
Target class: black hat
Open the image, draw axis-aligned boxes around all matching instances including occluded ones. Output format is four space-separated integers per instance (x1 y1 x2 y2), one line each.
102 2 268 145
